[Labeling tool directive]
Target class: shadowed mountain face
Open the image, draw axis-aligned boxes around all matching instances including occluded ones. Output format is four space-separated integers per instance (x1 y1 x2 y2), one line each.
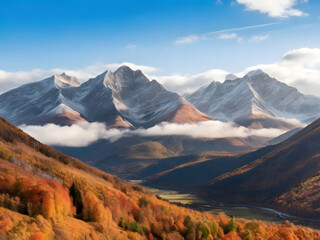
186 69 320 130
201 118 320 218
0 66 211 128
55 134 266 179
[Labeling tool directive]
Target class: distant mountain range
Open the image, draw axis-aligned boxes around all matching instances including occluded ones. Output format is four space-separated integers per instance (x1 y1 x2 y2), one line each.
0 66 210 128
2 65 320 172
1 66 320 132
186 69 320 130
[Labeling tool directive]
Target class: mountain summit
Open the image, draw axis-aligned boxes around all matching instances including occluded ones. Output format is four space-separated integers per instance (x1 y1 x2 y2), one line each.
186 70 320 130
0 66 211 127
54 72 80 88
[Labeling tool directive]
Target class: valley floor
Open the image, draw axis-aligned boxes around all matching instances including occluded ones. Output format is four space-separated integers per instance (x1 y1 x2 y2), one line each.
137 182 320 230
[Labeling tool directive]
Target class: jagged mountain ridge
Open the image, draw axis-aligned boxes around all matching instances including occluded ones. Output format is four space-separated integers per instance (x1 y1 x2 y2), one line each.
186 69 320 130
0 66 211 128
0 73 85 126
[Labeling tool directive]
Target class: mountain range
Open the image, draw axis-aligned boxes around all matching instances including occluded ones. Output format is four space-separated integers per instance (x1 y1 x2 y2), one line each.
2 66 320 189
1 66 320 132
186 69 320 130
1 65 320 236
0 66 210 128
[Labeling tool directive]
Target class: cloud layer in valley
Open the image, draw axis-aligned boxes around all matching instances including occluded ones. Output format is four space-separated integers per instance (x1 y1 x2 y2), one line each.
20 121 287 147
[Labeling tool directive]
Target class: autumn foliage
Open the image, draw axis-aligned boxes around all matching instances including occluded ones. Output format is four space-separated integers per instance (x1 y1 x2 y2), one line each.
0 117 319 239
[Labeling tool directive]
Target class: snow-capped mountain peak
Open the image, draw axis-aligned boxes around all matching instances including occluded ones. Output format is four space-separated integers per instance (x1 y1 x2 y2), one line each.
187 70 320 129
0 66 211 127
53 73 80 89
244 69 266 79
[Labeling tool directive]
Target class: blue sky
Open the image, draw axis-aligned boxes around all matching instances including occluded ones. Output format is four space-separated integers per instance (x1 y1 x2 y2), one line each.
0 0 319 73
0 0 320 95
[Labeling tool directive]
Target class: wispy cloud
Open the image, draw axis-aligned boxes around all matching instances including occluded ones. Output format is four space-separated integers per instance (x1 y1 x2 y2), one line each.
236 0 307 18
218 33 237 39
250 34 270 42
174 22 279 45
206 22 279 35
174 34 201 45
151 69 230 94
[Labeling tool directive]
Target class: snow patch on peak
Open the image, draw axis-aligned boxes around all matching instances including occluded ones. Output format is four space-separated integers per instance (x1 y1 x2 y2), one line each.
103 66 150 93
54 73 80 89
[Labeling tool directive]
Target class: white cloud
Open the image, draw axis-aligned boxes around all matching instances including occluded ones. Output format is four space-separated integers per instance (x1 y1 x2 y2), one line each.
126 44 137 50
152 69 230 94
236 0 307 18
20 121 285 147
105 62 158 73
174 34 201 45
174 22 278 45
218 33 237 39
238 48 320 96
279 48 320 68
250 34 270 42
134 121 285 139
0 62 158 94
19 122 127 147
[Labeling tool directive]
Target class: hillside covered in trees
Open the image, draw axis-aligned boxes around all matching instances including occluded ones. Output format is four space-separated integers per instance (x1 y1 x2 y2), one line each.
0 116 320 239
201 118 320 219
